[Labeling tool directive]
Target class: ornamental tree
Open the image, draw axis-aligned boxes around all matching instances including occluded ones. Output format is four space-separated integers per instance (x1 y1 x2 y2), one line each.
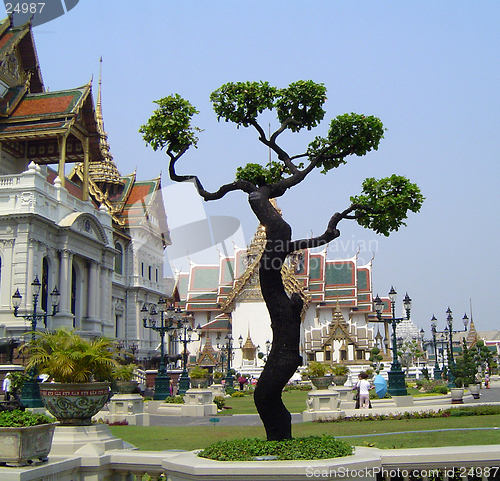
140 80 424 441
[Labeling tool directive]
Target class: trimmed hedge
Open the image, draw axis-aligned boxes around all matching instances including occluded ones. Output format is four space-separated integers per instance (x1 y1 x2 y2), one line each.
198 435 353 461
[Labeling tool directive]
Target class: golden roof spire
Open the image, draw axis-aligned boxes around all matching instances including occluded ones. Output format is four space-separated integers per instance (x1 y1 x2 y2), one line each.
90 56 123 188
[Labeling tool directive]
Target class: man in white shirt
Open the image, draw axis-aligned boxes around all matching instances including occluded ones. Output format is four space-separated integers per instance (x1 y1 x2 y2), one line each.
354 372 373 409
2 373 11 401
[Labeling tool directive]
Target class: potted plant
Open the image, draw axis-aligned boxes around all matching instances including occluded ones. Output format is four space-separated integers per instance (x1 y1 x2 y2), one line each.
212 371 224 384
331 364 349 386
189 366 209 388
450 377 464 404
112 363 138 394
22 328 120 425
0 409 56 466
304 361 332 389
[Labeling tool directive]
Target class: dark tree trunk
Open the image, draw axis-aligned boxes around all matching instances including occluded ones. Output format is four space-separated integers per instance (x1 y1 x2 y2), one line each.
249 191 303 441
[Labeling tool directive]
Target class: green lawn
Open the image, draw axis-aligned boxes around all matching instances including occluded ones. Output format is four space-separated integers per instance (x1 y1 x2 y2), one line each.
109 413 500 452
221 390 308 415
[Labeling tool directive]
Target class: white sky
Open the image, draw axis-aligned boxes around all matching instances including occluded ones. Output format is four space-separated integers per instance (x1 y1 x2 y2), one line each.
20 1 500 334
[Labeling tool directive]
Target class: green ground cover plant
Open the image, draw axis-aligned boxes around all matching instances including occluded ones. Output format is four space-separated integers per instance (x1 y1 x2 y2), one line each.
199 435 353 461
0 410 54 427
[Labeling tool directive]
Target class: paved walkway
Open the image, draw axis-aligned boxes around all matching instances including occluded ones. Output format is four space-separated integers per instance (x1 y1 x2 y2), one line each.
147 383 500 427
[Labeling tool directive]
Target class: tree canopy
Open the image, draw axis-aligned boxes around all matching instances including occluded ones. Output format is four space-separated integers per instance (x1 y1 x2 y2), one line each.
139 80 424 239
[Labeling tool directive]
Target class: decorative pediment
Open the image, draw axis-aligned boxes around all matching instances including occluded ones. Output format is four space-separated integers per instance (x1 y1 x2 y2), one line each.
59 212 108 245
321 302 358 349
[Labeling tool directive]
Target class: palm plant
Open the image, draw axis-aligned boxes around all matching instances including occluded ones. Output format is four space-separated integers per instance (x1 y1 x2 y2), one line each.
22 328 119 383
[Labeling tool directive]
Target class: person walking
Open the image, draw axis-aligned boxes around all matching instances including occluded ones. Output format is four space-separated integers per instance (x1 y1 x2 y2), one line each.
353 372 374 409
2 373 11 401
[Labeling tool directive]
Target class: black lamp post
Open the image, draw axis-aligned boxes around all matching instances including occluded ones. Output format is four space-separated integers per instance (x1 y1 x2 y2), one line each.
177 314 199 395
445 308 469 388
12 276 60 408
218 333 238 388
374 287 411 397
142 299 182 400
430 315 442 380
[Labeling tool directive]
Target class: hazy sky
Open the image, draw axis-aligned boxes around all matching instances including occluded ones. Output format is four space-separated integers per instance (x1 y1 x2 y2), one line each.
23 1 500 334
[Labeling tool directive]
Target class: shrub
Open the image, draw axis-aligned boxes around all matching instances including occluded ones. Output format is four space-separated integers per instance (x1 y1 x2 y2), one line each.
213 396 225 409
0 409 54 427
433 385 449 394
331 364 349 376
113 363 136 381
224 386 236 395
198 435 353 461
164 395 184 404
231 391 246 397
189 366 209 379
303 361 332 378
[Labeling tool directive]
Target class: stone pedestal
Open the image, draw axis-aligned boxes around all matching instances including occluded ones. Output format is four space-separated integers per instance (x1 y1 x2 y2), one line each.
302 389 345 422
335 386 356 409
210 384 225 397
49 424 136 456
181 388 217 417
102 393 149 426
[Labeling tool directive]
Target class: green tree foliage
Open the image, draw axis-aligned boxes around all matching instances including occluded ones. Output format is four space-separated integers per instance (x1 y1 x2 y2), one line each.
398 339 425 370
369 347 384 373
22 328 120 383
452 339 477 386
139 94 201 154
140 80 424 237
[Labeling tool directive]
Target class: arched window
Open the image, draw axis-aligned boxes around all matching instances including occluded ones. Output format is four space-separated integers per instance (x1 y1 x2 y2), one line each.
114 243 123 275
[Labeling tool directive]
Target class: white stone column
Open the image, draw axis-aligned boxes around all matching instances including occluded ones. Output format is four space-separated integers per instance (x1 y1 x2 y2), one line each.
54 249 73 328
88 260 99 321
0 239 15 309
101 266 114 336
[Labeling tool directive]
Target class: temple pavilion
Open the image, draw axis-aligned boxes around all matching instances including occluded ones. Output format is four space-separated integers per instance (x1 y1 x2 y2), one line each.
0 16 170 363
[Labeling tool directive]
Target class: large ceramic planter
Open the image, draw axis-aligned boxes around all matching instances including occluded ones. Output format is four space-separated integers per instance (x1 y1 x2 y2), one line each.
468 383 480 399
450 387 464 404
310 376 333 390
39 382 110 426
0 423 56 466
332 375 348 386
191 378 209 389
114 380 139 394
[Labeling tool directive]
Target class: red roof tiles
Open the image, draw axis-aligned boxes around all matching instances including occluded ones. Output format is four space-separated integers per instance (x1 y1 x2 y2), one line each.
11 95 75 117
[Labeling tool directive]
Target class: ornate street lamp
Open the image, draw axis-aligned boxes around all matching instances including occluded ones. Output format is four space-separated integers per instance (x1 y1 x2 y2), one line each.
12 276 60 407
374 287 411 397
129 341 139 358
430 315 442 380
142 299 182 400
445 309 469 387
177 313 199 395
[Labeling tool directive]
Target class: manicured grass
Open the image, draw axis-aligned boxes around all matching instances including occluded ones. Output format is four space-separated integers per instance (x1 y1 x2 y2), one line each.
220 390 308 415
108 413 500 452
